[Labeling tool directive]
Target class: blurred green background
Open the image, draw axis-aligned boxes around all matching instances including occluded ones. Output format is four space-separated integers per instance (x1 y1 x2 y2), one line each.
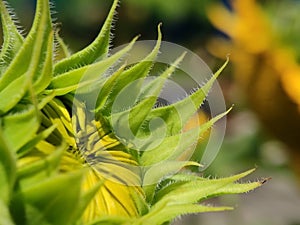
3 0 300 224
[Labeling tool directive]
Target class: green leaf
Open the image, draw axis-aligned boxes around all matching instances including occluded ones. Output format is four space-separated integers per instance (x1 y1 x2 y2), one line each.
145 58 229 136
0 199 15 225
140 128 199 165
49 37 138 92
33 31 53 94
54 0 119 75
209 181 263 197
16 125 57 157
0 0 24 74
87 215 133 225
2 106 40 152
0 128 16 204
20 170 84 225
138 202 232 225
0 75 30 115
17 144 65 181
140 109 231 165
54 29 71 62
154 169 259 203
136 53 186 101
36 92 57 110
0 164 9 203
141 169 261 224
102 24 162 116
143 160 200 202
0 0 52 91
25 205 52 225
110 52 186 141
0 0 53 119
94 65 126 111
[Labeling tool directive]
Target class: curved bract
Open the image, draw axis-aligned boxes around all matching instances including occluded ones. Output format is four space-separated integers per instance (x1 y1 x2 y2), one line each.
0 0 263 224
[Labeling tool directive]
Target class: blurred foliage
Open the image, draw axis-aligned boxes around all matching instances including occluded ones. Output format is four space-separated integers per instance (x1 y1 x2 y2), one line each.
124 0 211 21
207 0 300 177
264 1 300 61
4 0 218 50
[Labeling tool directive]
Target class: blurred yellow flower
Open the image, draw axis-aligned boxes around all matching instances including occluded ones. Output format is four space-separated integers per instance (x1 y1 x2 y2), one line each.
207 0 300 175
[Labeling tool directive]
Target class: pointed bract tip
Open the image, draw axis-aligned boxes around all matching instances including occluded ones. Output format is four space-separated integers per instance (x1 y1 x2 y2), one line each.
157 23 163 40
260 177 271 185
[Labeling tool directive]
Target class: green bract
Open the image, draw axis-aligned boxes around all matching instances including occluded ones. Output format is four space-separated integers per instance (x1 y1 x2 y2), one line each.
0 0 263 225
